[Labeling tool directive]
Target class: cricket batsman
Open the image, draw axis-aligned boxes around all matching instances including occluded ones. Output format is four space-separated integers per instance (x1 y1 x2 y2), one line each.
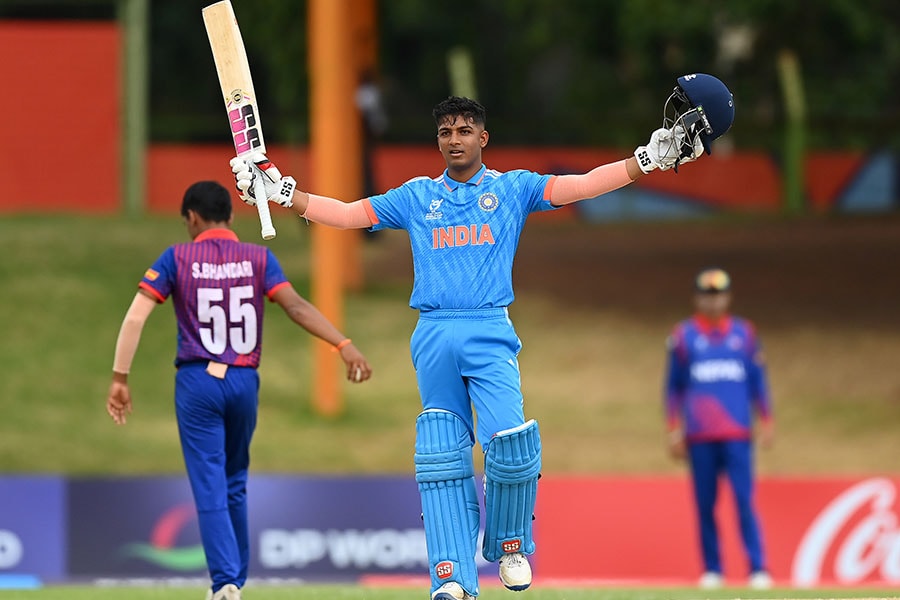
231 74 735 599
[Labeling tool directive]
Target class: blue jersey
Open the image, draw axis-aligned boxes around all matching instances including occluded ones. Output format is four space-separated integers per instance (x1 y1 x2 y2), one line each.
367 165 554 310
665 315 772 442
138 228 289 368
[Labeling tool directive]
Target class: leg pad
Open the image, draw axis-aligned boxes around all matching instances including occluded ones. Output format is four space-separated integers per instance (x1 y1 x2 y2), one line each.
482 419 541 562
415 409 480 596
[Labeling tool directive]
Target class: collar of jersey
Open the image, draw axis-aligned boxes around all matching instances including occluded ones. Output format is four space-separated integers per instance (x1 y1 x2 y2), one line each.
441 164 487 191
194 228 239 243
693 314 732 335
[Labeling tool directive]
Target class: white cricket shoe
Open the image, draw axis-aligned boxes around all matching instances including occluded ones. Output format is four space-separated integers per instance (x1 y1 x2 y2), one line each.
431 581 475 600
498 552 532 591
212 584 241 600
749 571 773 589
698 571 723 589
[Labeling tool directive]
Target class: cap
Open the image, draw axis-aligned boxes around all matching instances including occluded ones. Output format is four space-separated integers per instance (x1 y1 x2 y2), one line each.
676 73 735 155
695 268 731 293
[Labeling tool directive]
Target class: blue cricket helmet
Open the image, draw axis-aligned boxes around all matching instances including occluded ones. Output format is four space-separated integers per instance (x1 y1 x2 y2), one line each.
665 73 735 155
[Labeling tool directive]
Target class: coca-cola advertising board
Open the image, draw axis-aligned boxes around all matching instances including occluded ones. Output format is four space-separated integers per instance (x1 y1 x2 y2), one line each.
534 476 900 587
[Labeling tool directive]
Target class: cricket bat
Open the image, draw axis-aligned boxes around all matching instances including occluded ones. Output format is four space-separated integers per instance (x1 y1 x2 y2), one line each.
202 0 276 240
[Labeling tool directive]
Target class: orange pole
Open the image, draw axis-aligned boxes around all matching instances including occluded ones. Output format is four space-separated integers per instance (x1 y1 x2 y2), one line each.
342 0 377 292
308 0 359 417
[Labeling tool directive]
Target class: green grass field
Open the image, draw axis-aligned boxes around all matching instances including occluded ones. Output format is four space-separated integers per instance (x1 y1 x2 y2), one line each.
4 584 900 600
1 213 899 475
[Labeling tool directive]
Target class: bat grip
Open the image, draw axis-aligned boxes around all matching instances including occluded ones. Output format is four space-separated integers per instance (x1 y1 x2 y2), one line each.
253 175 277 240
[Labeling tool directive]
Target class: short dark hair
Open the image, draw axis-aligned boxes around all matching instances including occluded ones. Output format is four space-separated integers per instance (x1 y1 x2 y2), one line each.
433 96 486 128
181 181 232 223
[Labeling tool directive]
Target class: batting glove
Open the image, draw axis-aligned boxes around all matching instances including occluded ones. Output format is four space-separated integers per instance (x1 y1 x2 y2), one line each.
634 128 685 174
229 154 296 208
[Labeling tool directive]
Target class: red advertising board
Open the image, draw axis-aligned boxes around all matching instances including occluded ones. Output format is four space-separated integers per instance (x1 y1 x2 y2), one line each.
0 21 120 214
534 476 900 587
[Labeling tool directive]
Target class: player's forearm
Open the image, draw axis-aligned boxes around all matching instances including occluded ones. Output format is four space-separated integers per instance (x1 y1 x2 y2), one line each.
112 293 155 376
280 294 349 347
292 192 374 229
548 159 641 206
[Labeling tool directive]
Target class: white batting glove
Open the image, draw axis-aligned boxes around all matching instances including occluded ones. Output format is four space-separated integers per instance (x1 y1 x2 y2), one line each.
229 153 296 208
634 128 684 174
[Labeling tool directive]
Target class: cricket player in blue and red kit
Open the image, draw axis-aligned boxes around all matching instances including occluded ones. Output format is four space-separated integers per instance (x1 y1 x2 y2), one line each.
664 268 774 590
232 77 734 600
105 181 371 600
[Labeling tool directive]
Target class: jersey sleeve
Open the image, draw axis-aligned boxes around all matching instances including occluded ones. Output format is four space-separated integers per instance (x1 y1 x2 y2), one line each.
518 170 555 214
367 182 416 231
138 247 176 303
263 248 290 298
745 324 773 419
664 324 689 429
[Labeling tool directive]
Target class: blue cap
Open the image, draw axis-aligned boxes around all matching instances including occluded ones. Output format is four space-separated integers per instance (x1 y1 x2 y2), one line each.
677 73 735 155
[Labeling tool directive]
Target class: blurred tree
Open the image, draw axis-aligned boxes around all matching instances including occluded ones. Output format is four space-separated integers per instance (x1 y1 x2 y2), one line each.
1 0 895 150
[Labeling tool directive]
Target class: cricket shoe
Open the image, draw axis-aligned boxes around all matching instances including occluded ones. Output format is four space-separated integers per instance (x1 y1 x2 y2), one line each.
698 571 723 589
212 584 241 600
498 552 532 591
431 581 475 600
748 571 773 589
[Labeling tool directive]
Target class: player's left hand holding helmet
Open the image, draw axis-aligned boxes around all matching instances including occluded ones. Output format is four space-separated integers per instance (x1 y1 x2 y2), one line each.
230 154 296 208
664 72 735 171
634 127 701 174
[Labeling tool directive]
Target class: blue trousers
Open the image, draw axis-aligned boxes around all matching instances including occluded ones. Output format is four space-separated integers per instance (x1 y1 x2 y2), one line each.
174 363 259 592
688 439 766 574
410 308 525 448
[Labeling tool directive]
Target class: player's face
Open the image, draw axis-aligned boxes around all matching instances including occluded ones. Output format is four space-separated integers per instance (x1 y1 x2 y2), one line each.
694 291 731 319
436 114 488 181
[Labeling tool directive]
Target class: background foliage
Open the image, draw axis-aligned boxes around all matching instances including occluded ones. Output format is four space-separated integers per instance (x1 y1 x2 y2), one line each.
1 0 898 149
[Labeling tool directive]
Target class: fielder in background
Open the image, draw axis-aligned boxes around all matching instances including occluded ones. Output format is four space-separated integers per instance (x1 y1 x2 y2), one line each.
664 267 775 590
104 181 371 600
231 73 733 600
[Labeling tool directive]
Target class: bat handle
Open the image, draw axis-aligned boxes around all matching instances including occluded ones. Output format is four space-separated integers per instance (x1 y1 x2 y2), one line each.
253 175 277 240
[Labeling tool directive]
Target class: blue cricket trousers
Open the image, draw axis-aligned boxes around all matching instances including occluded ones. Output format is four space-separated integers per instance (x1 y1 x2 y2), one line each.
688 439 766 574
175 363 259 590
411 307 525 448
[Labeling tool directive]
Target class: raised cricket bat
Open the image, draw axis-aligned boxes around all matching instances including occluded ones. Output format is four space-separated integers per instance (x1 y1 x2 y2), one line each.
202 0 276 240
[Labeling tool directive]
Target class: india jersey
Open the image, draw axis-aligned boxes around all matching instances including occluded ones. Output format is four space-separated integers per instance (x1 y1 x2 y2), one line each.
138 228 289 368
665 315 772 441
367 165 554 310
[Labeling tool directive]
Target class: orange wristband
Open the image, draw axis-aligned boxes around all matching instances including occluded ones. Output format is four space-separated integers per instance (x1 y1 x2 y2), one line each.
332 338 352 352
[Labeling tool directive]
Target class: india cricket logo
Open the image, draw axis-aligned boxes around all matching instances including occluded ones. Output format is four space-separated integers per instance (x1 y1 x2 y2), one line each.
478 193 499 212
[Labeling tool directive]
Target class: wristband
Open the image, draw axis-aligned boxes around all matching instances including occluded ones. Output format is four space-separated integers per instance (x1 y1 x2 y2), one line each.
332 338 352 352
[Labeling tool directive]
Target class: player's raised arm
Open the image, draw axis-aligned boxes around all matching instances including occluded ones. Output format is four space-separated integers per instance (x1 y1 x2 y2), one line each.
549 72 734 207
230 155 375 230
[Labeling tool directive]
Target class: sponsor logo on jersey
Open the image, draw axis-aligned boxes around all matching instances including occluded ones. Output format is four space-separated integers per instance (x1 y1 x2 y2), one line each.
426 198 444 220
191 261 254 280
432 224 495 249
727 335 744 350
690 359 746 383
144 268 160 281
478 192 499 212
